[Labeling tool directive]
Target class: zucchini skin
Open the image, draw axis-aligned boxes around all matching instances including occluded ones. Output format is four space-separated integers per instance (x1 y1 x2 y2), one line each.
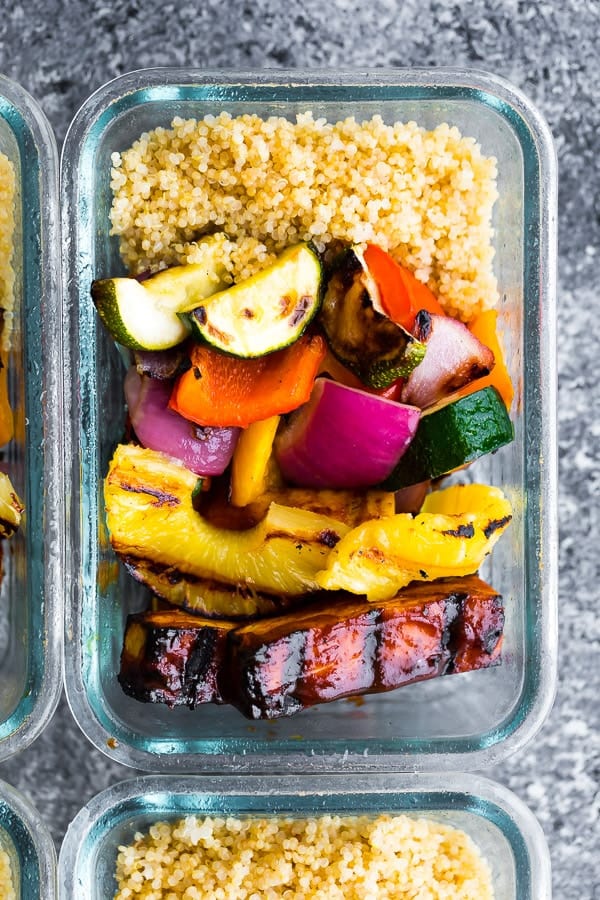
380 386 515 490
183 242 324 358
319 249 425 388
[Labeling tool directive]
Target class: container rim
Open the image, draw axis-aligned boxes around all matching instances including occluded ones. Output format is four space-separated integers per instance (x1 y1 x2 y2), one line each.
0 776 57 899
58 771 551 899
0 73 64 761
61 66 558 773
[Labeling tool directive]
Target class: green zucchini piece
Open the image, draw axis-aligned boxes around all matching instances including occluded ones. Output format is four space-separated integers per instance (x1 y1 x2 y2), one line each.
91 233 229 351
380 386 514 490
182 242 323 358
319 247 425 388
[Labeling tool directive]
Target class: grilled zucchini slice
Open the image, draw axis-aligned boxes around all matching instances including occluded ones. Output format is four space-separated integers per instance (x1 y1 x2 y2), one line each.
91 233 229 350
183 242 323 357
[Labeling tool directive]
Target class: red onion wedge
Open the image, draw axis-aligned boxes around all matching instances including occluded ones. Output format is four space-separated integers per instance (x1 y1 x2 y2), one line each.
275 377 420 489
133 346 188 380
401 311 495 409
124 367 240 476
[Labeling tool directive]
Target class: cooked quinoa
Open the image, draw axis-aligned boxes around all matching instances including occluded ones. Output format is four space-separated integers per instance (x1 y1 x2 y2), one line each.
113 813 494 899
0 151 16 353
0 846 16 900
109 112 498 322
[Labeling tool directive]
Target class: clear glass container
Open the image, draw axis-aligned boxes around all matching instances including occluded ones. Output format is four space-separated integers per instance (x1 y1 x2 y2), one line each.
58 773 551 899
0 75 62 760
0 777 57 898
61 68 557 771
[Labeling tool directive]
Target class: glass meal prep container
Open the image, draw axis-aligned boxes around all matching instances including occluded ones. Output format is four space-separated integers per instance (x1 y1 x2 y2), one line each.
58 773 551 899
0 776 57 899
0 74 62 761
61 68 557 771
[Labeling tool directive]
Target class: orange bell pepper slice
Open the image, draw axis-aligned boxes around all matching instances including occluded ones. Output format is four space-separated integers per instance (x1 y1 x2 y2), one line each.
364 244 445 329
169 333 327 429
0 361 13 448
458 310 514 410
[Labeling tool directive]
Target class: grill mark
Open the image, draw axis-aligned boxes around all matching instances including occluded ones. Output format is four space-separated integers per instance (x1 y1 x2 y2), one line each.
318 529 341 548
289 295 311 326
122 556 283 602
442 592 466 673
442 523 475 538
119 481 180 506
206 322 231 345
484 515 512 539
183 631 217 707
414 309 432 340
373 607 385 684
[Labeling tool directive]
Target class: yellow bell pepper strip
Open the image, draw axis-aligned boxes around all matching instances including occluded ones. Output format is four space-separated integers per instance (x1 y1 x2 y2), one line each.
0 360 13 447
315 483 512 601
230 415 281 507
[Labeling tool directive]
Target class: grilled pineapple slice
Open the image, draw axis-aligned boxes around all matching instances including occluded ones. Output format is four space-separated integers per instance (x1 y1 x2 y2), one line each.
0 472 23 538
104 444 352 601
316 483 512 601
122 556 300 619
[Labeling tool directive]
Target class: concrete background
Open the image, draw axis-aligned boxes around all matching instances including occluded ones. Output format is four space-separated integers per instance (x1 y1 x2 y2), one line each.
0 1 598 896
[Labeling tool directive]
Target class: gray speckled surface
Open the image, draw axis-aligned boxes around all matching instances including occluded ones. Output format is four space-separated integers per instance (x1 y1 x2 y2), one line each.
0 1 598 897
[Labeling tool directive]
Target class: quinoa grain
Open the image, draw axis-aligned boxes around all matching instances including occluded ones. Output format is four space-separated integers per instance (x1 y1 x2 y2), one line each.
109 112 498 322
113 813 494 899
0 151 16 352
0 846 16 899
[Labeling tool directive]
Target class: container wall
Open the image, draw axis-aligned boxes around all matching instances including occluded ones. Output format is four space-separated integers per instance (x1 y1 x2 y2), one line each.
0 75 62 760
62 69 557 771
58 774 551 900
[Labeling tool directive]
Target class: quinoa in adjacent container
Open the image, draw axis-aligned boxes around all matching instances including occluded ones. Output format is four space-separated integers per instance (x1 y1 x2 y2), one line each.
0 151 23 543
0 845 16 900
113 813 494 900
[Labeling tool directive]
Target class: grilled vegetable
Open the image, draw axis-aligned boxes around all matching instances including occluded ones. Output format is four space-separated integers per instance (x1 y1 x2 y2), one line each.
363 243 445 329
275 378 420 489
458 310 514 410
169 332 327 428
0 358 13 447
316 483 512 601
230 415 280 507
319 247 425 388
104 443 351 598
133 346 189 380
119 608 235 707
225 575 503 719
380 386 514 490
0 472 23 538
183 243 323 357
125 368 240 475
91 233 229 351
401 311 495 409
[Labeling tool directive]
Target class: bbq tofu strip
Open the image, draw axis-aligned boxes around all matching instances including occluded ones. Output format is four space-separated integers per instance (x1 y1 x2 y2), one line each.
119 609 235 707
119 575 504 719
